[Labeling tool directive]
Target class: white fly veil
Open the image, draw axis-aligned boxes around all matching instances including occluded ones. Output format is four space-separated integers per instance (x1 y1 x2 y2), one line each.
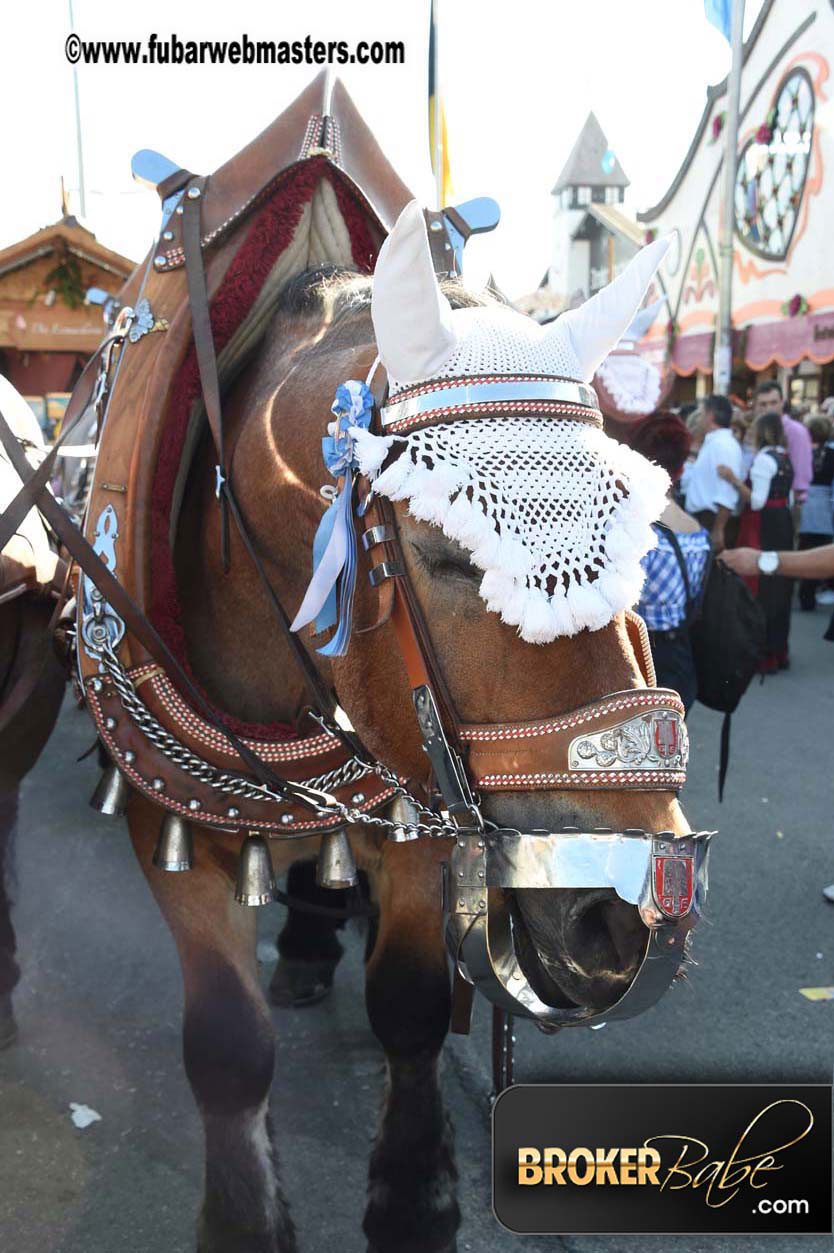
353 202 672 644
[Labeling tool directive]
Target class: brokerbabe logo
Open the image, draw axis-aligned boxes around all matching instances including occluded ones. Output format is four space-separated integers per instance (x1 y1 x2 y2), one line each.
493 1084 832 1235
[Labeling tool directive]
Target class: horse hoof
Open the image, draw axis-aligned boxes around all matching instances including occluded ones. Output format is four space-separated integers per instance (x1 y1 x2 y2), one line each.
268 957 337 1009
0 995 18 1050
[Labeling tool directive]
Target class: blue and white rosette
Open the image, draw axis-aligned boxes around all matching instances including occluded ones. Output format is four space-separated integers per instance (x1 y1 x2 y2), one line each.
290 380 374 657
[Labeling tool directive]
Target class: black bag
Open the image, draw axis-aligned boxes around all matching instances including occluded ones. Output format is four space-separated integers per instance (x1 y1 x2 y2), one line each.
659 525 766 799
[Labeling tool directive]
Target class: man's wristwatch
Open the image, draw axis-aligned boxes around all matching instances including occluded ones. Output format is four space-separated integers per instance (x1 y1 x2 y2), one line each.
758 550 780 575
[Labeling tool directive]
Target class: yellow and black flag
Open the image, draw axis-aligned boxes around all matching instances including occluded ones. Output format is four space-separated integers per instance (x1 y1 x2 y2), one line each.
428 0 452 207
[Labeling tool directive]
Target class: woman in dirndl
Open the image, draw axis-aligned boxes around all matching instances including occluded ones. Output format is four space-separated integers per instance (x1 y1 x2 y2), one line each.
797 415 834 610
718 411 794 673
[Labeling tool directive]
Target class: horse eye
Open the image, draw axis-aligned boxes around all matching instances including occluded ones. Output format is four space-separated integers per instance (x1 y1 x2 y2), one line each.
411 541 480 584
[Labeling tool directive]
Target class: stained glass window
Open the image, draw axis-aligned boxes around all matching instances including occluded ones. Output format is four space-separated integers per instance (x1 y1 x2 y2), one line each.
734 68 814 260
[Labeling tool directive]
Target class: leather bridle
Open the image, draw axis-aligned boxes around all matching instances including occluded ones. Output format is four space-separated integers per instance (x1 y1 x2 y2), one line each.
354 367 714 1030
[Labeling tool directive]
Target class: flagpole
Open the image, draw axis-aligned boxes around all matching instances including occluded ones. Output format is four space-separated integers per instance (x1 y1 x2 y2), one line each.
68 0 87 218
713 0 745 396
432 0 443 209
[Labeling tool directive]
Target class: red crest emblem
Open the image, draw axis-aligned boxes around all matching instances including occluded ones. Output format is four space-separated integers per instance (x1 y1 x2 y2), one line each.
654 714 679 761
652 853 694 918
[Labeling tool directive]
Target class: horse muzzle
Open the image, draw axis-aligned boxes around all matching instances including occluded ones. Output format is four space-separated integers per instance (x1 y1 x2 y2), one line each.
444 825 715 1028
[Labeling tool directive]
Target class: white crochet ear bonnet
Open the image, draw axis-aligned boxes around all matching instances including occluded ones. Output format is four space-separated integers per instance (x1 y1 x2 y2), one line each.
351 201 672 643
595 297 666 418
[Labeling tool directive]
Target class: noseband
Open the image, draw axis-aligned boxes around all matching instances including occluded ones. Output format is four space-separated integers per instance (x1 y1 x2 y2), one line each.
359 369 714 1029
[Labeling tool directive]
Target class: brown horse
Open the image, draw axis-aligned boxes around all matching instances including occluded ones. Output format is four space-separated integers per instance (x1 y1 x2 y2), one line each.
110 258 698 1253
0 598 66 1047
0 378 67 1048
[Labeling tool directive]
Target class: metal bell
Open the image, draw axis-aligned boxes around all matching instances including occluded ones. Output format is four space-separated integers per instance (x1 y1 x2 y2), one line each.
89 763 129 816
387 795 421 842
152 814 194 872
316 827 358 889
234 835 276 906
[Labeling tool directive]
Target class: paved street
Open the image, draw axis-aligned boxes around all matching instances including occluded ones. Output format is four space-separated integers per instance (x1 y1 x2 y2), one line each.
1 608 833 1253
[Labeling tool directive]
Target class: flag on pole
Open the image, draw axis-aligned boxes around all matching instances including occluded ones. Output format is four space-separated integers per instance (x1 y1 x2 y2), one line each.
704 0 733 42
428 0 452 207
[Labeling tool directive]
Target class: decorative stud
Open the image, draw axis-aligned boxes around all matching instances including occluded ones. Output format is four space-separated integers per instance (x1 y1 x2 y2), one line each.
152 814 194 872
162 230 174 241
351 792 365 805
152 777 165 792
234 834 275 906
91 677 103 694
104 716 117 730
227 806 241 819
123 750 136 765
90 764 129 816
316 828 358 889
187 798 201 811
175 205 183 215
153 255 166 268
187 186 201 199
280 813 294 826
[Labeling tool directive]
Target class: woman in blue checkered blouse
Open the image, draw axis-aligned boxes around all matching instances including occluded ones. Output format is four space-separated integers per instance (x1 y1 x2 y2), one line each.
626 414 711 713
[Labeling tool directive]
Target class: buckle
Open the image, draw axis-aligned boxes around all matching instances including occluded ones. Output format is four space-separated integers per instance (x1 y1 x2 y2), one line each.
412 684 481 828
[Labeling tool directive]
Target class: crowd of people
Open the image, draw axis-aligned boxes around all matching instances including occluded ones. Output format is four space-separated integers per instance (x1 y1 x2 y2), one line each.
626 383 834 895
630 382 834 690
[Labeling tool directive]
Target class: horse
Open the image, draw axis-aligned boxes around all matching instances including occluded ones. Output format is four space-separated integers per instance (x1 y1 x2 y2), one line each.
106 215 702 1253
0 375 67 1047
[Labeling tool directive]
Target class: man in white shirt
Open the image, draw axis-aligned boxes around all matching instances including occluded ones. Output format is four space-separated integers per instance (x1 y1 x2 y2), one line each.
682 394 742 552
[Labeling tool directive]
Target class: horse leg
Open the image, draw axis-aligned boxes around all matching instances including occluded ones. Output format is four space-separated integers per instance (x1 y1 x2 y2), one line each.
0 789 20 1049
363 842 458 1253
128 795 296 1253
269 858 346 1008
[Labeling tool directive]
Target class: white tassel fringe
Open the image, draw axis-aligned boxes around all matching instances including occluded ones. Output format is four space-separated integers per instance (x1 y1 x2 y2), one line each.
353 425 669 644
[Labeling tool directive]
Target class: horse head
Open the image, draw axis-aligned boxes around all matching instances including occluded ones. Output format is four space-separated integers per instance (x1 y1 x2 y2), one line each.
245 202 705 1024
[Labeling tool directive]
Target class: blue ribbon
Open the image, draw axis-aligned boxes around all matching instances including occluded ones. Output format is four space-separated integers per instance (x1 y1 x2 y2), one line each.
290 380 374 656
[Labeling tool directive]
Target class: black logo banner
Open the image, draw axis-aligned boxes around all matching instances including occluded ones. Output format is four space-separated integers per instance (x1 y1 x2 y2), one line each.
493 1084 832 1235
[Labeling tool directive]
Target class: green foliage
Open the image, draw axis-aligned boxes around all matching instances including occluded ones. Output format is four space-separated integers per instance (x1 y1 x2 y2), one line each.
44 253 85 309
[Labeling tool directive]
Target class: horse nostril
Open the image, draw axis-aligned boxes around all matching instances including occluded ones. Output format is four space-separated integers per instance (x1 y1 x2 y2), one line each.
566 890 645 977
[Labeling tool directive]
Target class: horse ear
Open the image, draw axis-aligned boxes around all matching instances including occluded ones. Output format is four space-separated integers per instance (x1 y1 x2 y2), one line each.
371 200 458 383
622 295 667 344
555 236 672 381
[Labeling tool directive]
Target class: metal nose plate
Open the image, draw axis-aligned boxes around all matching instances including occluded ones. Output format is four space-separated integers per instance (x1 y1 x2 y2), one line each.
485 829 653 902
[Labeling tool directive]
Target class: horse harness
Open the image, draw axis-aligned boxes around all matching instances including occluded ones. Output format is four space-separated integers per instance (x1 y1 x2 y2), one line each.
0 142 714 1046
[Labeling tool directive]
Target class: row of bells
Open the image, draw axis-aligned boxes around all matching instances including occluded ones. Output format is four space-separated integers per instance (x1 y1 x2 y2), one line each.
90 762 358 903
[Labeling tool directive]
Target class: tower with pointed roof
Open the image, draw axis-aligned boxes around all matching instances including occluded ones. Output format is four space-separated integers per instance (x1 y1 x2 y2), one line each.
549 112 631 304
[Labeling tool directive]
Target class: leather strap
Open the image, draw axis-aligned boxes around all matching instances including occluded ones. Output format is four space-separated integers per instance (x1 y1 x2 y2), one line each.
0 341 112 558
365 370 463 747
222 479 367 761
182 176 230 571
180 178 362 755
0 403 338 814
460 688 687 792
